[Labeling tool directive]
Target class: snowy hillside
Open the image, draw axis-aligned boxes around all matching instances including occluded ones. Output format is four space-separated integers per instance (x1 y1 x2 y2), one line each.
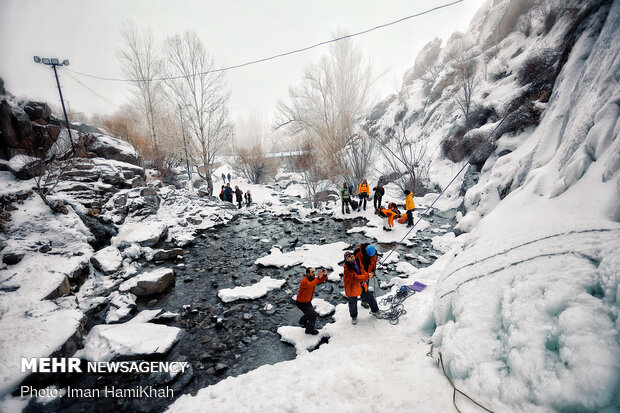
169 1 619 412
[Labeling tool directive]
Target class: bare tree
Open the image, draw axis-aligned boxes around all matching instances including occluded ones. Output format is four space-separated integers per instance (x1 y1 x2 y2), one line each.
293 141 333 209
162 31 233 195
372 122 431 195
340 128 375 187
275 33 374 174
235 143 275 184
118 21 162 150
24 130 79 213
446 42 479 121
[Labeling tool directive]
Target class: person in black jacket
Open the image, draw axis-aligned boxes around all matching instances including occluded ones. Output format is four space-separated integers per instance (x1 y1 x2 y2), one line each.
224 183 234 202
234 185 243 209
372 184 385 210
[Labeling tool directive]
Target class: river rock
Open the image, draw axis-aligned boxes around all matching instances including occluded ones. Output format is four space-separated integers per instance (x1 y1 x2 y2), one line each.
91 246 123 274
148 248 184 261
2 252 24 265
120 268 175 296
112 221 168 248
75 322 182 362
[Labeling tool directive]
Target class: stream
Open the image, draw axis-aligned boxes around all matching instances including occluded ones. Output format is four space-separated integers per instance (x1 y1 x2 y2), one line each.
23 201 456 413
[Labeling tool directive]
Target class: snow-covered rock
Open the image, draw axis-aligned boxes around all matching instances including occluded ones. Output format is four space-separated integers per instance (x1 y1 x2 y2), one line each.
111 221 168 248
84 133 140 166
119 268 175 296
90 245 123 274
75 322 182 362
218 277 286 303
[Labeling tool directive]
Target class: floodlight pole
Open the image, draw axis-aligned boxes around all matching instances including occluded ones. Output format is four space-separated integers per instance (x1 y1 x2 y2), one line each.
33 56 75 152
51 64 75 152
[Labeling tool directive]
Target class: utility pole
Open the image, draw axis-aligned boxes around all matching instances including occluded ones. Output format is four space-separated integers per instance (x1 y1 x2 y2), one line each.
33 56 76 152
178 105 193 189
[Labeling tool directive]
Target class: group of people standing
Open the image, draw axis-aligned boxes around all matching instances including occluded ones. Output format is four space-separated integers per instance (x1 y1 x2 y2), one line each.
339 180 415 229
295 242 382 335
339 179 385 214
219 173 252 209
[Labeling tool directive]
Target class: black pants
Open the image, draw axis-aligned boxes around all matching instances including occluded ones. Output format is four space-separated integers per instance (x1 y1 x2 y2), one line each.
237 200 242 208
359 193 368 210
407 209 414 226
341 198 351 214
347 290 379 319
373 195 382 209
296 301 317 332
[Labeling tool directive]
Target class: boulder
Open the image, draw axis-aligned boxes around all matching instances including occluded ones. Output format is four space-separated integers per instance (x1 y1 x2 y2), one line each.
90 245 123 274
23 101 51 121
112 221 167 247
120 268 175 296
7 155 38 180
149 248 184 261
2 252 24 265
75 322 182 362
83 133 140 165
0 99 31 159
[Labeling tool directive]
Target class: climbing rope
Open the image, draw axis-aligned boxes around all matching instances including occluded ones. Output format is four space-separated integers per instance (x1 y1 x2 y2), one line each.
375 285 416 324
426 344 496 413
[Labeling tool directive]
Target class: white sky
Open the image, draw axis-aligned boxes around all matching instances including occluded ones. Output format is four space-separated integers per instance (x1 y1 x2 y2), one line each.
0 0 486 123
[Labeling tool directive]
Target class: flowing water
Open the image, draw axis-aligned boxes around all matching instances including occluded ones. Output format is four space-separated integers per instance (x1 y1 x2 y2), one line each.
23 203 456 413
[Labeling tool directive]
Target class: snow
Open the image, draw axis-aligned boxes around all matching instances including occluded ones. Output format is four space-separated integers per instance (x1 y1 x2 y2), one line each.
347 215 430 246
171 3 619 413
75 322 182 362
291 295 335 316
91 245 123 274
431 232 460 253
111 221 168 247
395 261 419 276
217 277 286 303
255 242 350 281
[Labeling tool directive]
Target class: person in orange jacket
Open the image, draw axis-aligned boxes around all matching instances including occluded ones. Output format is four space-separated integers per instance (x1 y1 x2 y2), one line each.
380 203 399 230
358 179 370 211
295 267 328 335
343 246 381 325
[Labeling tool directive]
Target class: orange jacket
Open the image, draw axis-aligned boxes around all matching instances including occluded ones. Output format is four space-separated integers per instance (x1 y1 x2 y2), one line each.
343 261 369 297
296 275 326 303
354 246 377 292
358 182 369 195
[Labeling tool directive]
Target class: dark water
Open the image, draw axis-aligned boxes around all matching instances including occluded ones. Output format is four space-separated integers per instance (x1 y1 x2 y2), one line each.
23 204 455 413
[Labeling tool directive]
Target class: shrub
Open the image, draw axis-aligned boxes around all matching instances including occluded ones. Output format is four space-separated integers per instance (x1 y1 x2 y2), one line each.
495 100 542 138
517 49 560 90
442 132 494 164
146 151 179 184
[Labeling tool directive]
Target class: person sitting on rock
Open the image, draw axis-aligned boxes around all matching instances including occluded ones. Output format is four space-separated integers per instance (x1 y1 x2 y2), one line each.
295 267 328 335
343 249 381 325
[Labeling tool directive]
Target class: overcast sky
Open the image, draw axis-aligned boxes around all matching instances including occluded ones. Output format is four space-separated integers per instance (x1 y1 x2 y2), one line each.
0 0 487 124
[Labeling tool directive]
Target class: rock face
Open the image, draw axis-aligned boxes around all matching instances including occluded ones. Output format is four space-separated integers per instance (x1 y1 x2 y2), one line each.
23 101 51 122
83 133 141 166
120 268 176 296
90 245 123 275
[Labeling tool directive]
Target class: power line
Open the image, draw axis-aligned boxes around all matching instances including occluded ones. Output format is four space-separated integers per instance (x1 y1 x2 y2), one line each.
66 0 464 83
63 70 122 109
